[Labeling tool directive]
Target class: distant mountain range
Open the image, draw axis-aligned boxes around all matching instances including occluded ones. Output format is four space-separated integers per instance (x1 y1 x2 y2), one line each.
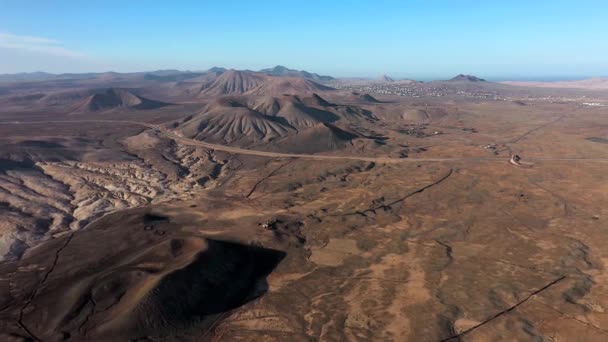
0 66 335 83
0 70 189 83
0 68 337 105
193 69 334 97
3 69 606 87
258 65 335 82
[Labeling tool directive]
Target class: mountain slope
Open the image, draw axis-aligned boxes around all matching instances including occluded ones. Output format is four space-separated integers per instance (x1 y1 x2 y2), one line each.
198 70 267 96
276 123 359 153
347 92 380 103
176 107 293 143
172 93 367 150
449 74 486 82
244 77 335 96
72 88 170 112
259 65 334 81
143 72 204 82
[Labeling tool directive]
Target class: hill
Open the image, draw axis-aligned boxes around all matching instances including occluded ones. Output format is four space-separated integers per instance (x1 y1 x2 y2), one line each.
274 122 360 153
172 93 366 150
0 70 197 83
0 71 57 83
207 66 227 73
198 70 267 96
176 105 293 143
301 93 333 107
347 92 380 103
143 72 204 82
2 89 101 108
253 95 339 127
72 88 170 112
449 74 486 82
379 75 395 82
259 65 334 82
244 77 335 96
401 107 449 123
42 89 98 106
166 71 334 99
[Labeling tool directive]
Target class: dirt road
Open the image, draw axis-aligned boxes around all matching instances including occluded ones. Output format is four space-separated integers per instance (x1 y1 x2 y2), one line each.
3 120 607 164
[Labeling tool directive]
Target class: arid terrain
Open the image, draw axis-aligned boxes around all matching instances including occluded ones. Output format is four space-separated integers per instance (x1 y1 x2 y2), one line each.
502 78 608 90
0 68 607 341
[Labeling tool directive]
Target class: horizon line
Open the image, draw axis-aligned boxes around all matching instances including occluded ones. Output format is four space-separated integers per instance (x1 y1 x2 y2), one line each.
0 68 607 83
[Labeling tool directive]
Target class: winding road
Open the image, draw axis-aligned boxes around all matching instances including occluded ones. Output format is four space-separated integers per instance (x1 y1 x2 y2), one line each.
3 120 607 164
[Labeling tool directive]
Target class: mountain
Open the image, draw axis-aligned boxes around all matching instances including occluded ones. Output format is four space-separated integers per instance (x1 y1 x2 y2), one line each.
301 93 333 107
275 122 360 153
143 72 204 82
207 67 227 73
0 71 108 83
0 67 332 87
198 70 267 96
244 77 335 96
0 71 57 83
2 89 100 108
402 107 449 122
449 74 486 82
172 93 364 150
41 89 98 106
347 92 380 103
251 95 339 127
258 65 335 82
379 75 395 82
0 70 201 84
72 88 170 112
176 105 293 143
193 70 335 97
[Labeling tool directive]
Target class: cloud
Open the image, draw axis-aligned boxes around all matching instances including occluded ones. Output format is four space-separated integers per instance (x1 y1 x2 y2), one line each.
0 32 86 58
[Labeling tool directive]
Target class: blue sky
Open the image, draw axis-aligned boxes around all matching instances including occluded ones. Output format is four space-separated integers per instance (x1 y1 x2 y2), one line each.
1 0 607 80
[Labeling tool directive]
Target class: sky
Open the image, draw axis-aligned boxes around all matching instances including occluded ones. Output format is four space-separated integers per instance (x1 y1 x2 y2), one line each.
1 0 607 80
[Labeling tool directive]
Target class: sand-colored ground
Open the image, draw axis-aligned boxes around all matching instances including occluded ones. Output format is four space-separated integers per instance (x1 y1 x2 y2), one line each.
0 80 607 341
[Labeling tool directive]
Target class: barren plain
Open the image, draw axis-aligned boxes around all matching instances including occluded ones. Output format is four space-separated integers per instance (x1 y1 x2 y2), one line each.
0 69 607 341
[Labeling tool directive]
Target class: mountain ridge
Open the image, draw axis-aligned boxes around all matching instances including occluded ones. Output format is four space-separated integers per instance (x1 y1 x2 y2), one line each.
258 65 335 82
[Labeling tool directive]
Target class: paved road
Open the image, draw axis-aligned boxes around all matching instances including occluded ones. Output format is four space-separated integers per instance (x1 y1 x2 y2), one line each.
3 120 607 163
